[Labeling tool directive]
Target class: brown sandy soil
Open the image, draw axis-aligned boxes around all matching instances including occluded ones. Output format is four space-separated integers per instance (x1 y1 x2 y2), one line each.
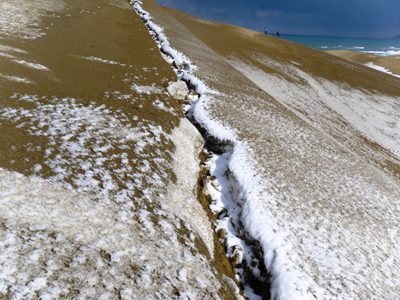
0 0 238 298
143 1 400 298
326 49 400 76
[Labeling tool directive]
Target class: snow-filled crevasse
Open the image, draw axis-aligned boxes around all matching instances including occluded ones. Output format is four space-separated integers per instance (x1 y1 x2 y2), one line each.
198 145 272 300
131 1 308 299
131 1 269 298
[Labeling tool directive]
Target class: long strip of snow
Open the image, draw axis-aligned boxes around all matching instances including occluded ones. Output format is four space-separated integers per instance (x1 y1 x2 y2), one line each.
131 1 325 299
364 62 400 78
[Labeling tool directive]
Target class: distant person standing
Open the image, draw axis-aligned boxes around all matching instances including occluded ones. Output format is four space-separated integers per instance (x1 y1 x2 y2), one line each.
276 32 280 37
264 26 268 35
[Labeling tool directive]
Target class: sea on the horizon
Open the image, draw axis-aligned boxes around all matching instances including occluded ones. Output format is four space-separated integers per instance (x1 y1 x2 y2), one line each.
282 34 400 56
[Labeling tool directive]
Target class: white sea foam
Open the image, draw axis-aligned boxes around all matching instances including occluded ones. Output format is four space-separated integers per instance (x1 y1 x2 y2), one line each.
362 50 400 56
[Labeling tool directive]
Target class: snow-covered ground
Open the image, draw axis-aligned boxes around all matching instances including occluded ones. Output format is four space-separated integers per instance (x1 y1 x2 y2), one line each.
140 2 400 299
0 0 238 298
2 0 399 298
0 0 64 40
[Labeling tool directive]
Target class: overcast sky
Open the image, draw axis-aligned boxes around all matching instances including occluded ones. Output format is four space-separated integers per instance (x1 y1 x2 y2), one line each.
157 0 400 38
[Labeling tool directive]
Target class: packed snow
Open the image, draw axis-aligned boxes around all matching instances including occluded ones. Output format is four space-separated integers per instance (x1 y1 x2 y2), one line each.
167 81 189 100
160 118 215 257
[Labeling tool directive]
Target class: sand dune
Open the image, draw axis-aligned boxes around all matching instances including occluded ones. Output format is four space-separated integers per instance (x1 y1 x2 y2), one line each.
0 0 237 298
1 0 399 299
142 1 400 298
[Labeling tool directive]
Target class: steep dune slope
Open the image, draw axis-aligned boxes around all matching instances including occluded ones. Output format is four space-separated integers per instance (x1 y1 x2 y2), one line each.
142 1 400 299
0 0 238 298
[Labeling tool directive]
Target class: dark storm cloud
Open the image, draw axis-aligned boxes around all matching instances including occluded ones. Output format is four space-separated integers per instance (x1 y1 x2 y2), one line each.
156 0 400 38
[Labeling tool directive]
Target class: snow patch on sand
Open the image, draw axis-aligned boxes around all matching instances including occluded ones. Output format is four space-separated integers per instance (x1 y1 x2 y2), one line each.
0 73 34 84
0 43 49 72
0 95 166 199
0 166 222 299
0 0 64 40
0 44 28 54
0 91 223 299
153 99 176 114
365 62 400 78
78 56 130 67
131 83 164 94
12 59 49 71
